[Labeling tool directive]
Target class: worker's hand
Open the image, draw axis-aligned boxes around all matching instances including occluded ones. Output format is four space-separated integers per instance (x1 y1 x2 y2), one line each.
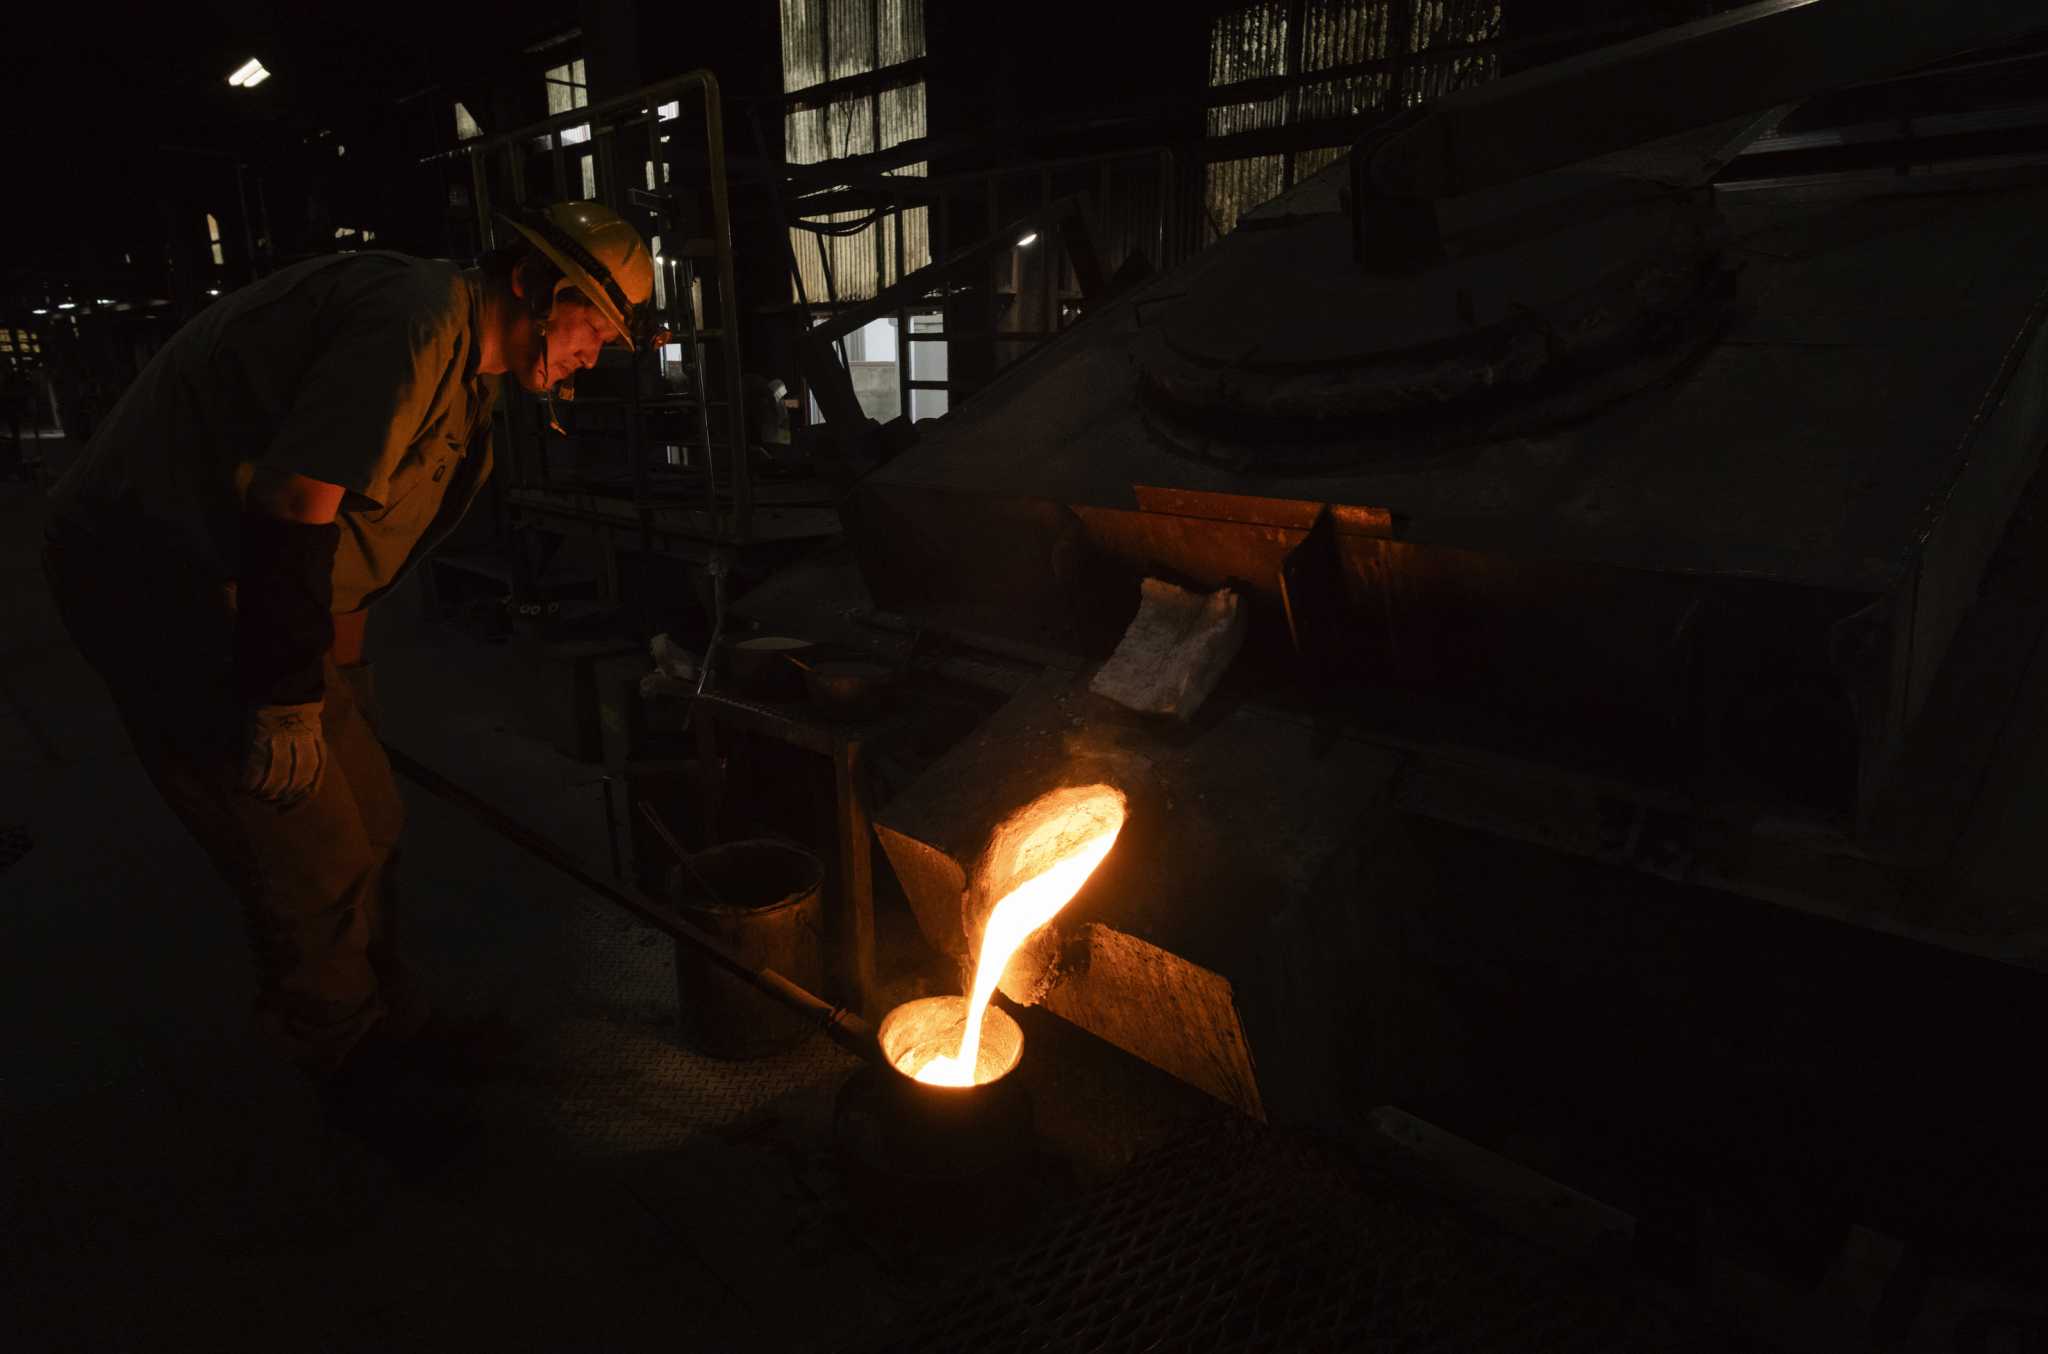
239 702 329 807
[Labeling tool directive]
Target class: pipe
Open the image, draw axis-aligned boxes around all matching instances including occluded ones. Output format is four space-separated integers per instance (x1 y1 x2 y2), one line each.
385 744 882 1065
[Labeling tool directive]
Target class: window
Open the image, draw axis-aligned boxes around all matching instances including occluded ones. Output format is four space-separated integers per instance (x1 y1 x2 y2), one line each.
544 58 588 116
206 213 225 267
908 311 948 422
779 0 931 304
579 154 596 198
1204 1 1504 237
454 101 483 141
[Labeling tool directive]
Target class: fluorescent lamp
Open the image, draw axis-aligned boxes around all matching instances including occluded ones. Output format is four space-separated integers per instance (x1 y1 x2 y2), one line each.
31 308 47 315
57 302 76 310
206 289 221 296
227 58 270 88
1015 232 1039 248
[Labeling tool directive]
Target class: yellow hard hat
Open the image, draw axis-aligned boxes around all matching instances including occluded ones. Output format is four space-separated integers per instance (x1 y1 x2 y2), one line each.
499 200 656 350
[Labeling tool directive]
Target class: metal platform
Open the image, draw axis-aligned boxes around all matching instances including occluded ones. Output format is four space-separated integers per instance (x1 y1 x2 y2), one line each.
845 1116 1750 1354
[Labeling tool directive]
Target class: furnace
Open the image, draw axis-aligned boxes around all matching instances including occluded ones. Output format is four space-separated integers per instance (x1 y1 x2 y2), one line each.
850 1 2048 1137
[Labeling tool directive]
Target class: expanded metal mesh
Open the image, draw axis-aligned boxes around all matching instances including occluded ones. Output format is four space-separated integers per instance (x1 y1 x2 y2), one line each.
463 889 860 1161
847 1117 1744 1354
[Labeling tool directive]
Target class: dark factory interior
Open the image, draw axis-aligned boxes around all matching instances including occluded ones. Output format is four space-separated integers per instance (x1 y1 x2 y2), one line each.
10 1 2048 1349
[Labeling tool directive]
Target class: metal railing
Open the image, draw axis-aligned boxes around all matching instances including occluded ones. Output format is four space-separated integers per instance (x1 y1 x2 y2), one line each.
427 69 755 543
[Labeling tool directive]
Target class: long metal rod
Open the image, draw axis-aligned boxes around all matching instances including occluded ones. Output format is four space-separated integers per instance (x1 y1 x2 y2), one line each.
386 743 882 1064
700 75 753 539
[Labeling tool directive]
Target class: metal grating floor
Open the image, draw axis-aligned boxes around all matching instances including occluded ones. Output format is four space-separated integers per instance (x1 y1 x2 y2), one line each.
448 888 862 1162
846 1117 1750 1354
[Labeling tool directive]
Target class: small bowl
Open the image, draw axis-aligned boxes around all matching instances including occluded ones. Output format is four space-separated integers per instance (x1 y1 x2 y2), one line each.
727 635 813 698
802 659 894 721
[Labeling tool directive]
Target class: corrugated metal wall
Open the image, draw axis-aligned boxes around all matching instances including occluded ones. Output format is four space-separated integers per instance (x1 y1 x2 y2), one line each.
1403 0 1505 102
781 0 932 303
1205 3 1292 241
1205 0 1502 237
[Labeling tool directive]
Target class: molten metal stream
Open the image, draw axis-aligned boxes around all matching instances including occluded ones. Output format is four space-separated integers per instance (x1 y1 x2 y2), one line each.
912 811 1124 1086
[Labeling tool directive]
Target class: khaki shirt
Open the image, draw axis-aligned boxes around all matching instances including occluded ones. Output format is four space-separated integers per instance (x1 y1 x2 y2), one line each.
52 252 498 613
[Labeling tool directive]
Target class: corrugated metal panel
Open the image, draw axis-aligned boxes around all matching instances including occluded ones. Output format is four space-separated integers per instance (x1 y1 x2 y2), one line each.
1207 2 1293 136
1298 0 1394 121
830 0 871 81
1091 152 1181 277
1404 0 1504 104
1205 156 1288 239
779 0 823 92
1206 2 1502 236
1205 2 1295 239
878 0 925 68
781 0 931 303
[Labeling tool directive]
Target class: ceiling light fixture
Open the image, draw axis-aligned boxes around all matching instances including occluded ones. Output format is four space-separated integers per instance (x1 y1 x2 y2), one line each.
227 58 271 89
1016 232 1040 248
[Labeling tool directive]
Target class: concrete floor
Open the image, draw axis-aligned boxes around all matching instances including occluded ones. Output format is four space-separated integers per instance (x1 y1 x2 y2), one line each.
0 448 996 1352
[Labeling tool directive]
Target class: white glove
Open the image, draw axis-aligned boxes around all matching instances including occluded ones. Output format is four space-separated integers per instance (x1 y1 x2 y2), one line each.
240 702 328 807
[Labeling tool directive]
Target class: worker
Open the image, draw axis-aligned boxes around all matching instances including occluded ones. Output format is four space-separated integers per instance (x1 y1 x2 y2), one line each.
42 202 656 1159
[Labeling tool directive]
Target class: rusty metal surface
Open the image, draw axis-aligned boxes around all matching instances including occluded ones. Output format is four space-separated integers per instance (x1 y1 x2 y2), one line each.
843 1116 1747 1354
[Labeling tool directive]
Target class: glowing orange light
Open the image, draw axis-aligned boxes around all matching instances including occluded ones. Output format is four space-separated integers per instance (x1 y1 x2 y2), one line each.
908 788 1126 1086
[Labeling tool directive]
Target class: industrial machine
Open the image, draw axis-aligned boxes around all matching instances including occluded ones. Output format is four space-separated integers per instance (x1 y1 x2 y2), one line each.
839 0 2048 1232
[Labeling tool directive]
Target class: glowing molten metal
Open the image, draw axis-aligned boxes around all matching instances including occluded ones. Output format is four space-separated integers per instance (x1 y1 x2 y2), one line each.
909 790 1126 1086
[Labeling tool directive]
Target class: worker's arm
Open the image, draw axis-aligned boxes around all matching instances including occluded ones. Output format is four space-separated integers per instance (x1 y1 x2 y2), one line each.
235 467 346 806
247 467 346 524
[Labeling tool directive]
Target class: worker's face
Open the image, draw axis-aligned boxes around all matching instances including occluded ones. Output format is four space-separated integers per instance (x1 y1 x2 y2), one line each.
506 265 621 394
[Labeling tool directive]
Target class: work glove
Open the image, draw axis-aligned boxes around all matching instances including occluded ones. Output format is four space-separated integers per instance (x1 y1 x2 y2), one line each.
240 701 328 807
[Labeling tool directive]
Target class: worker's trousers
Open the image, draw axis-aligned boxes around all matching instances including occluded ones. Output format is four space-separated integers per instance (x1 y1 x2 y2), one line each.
42 527 421 1073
